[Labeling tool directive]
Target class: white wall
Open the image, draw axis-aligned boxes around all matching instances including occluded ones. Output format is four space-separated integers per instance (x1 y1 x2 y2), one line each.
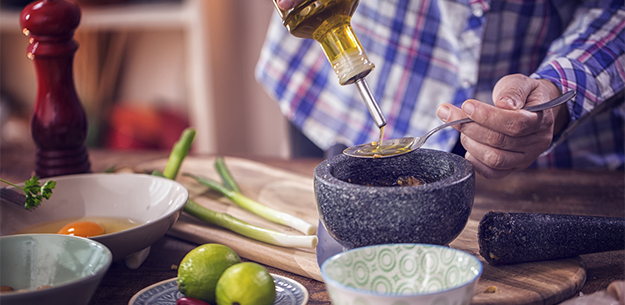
204 1 290 158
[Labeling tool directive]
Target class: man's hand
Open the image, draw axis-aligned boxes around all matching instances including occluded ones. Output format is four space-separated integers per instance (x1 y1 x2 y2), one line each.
436 74 566 179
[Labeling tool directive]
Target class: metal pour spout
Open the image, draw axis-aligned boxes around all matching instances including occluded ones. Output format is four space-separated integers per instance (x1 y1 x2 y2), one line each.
355 78 387 128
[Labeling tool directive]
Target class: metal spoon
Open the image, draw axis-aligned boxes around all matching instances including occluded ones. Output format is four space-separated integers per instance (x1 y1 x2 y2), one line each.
343 90 576 159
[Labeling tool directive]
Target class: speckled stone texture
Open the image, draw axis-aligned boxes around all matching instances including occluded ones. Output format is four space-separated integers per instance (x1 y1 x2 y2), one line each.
478 211 625 265
314 149 475 250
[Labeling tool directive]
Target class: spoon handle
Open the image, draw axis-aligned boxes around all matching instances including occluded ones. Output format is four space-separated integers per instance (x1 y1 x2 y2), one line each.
523 90 576 112
418 91 577 148
423 118 473 140
438 90 576 131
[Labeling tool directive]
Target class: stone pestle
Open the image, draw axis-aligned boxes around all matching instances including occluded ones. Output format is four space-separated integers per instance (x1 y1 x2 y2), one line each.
478 211 625 265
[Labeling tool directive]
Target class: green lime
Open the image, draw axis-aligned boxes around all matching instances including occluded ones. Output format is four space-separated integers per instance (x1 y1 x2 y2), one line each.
215 262 276 305
177 244 241 304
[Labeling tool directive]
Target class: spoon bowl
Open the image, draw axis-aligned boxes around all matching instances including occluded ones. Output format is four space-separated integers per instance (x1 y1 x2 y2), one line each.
344 90 576 158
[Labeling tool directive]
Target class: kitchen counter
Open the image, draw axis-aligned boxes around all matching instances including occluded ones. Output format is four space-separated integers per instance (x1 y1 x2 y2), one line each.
1 146 623 304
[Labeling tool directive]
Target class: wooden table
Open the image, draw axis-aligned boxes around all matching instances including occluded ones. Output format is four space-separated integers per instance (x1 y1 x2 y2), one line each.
1 146 623 305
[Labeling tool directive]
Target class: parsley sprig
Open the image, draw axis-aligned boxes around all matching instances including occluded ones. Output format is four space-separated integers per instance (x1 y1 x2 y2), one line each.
0 176 56 210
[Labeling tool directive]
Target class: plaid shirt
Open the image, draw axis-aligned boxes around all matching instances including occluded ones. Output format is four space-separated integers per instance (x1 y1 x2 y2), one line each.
256 0 625 169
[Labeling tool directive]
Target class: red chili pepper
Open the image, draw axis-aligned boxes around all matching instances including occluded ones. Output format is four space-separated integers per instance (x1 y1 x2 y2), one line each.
176 297 211 305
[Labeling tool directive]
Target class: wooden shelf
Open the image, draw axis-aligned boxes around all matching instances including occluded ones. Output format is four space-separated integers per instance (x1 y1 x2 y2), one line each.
1 1 189 31
76 2 191 30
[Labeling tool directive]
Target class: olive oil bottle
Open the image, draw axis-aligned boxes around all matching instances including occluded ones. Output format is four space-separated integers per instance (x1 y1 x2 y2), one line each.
272 0 387 129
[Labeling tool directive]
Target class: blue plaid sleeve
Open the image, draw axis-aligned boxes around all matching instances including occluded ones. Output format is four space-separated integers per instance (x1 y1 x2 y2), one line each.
532 3 625 120
531 2 625 169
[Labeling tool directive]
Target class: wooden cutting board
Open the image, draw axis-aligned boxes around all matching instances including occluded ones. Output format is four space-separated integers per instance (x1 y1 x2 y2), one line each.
138 156 586 305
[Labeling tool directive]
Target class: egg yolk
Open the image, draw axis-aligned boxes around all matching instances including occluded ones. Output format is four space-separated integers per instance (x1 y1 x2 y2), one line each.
56 221 104 237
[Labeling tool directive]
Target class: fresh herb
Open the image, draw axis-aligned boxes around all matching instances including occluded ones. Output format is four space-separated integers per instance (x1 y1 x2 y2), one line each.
0 176 56 210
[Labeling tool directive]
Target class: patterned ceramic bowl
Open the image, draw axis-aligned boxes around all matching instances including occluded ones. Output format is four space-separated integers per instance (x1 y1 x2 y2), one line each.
321 244 482 305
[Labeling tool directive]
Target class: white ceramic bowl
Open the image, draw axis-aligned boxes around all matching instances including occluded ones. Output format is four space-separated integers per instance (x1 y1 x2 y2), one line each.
0 234 112 305
321 244 482 305
0 173 188 264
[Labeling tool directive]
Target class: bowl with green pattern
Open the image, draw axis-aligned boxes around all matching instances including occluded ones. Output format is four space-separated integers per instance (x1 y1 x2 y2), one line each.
321 244 482 305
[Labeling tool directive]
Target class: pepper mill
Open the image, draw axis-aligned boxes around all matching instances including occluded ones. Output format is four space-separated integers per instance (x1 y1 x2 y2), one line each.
20 0 91 178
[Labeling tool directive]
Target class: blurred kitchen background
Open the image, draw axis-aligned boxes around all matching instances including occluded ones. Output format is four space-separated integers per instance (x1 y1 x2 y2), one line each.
0 0 295 158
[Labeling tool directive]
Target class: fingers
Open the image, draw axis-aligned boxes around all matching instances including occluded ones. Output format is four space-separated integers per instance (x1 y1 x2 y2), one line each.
438 101 547 138
435 75 561 179
468 99 551 136
436 100 553 179
460 133 525 169
465 152 515 180
438 103 527 150
458 121 547 152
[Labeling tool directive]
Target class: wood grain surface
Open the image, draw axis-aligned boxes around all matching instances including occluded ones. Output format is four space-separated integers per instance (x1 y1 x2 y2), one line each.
138 156 587 305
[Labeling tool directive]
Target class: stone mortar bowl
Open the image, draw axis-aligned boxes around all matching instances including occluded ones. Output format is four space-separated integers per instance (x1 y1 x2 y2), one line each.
314 149 475 250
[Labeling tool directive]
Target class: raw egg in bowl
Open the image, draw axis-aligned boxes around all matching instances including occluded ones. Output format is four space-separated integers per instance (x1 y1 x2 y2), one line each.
56 221 105 237
0 173 188 266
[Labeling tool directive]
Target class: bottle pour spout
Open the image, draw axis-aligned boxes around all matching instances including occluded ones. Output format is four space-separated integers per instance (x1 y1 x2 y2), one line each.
355 79 386 128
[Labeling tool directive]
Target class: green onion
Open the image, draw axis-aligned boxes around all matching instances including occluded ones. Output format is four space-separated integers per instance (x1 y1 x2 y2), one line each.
162 128 196 180
215 156 241 193
185 173 316 236
184 200 318 249
158 128 318 249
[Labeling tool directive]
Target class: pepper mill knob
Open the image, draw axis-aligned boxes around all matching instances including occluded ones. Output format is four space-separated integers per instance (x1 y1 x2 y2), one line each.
20 0 91 178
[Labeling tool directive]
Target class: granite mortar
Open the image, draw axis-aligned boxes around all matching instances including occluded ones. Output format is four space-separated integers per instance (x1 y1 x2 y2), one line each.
314 149 475 250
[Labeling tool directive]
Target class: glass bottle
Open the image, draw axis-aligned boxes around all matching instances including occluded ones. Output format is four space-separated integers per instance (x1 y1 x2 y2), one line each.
272 0 386 129
273 0 387 267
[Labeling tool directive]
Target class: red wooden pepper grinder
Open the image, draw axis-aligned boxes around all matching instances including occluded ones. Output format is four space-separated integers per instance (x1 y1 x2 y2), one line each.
20 0 91 178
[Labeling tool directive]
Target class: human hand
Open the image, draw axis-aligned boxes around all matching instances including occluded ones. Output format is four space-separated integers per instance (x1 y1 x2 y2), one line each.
275 0 304 10
436 74 566 179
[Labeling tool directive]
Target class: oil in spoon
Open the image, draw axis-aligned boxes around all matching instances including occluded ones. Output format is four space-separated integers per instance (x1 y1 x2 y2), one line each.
372 125 385 157
350 125 412 158
377 125 384 151
349 125 413 158
346 90 578 159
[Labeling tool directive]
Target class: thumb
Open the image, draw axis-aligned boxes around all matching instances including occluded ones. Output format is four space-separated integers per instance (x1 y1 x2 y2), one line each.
492 74 538 110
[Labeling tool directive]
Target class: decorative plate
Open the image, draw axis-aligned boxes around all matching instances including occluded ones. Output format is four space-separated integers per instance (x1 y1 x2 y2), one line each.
128 274 309 305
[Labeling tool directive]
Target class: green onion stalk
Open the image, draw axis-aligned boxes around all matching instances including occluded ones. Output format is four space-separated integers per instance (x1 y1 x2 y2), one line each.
186 166 316 235
185 173 315 235
184 200 317 249
158 128 318 249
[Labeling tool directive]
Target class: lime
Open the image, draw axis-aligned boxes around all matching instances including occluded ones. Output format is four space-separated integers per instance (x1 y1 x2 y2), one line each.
177 244 241 304
215 262 276 305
